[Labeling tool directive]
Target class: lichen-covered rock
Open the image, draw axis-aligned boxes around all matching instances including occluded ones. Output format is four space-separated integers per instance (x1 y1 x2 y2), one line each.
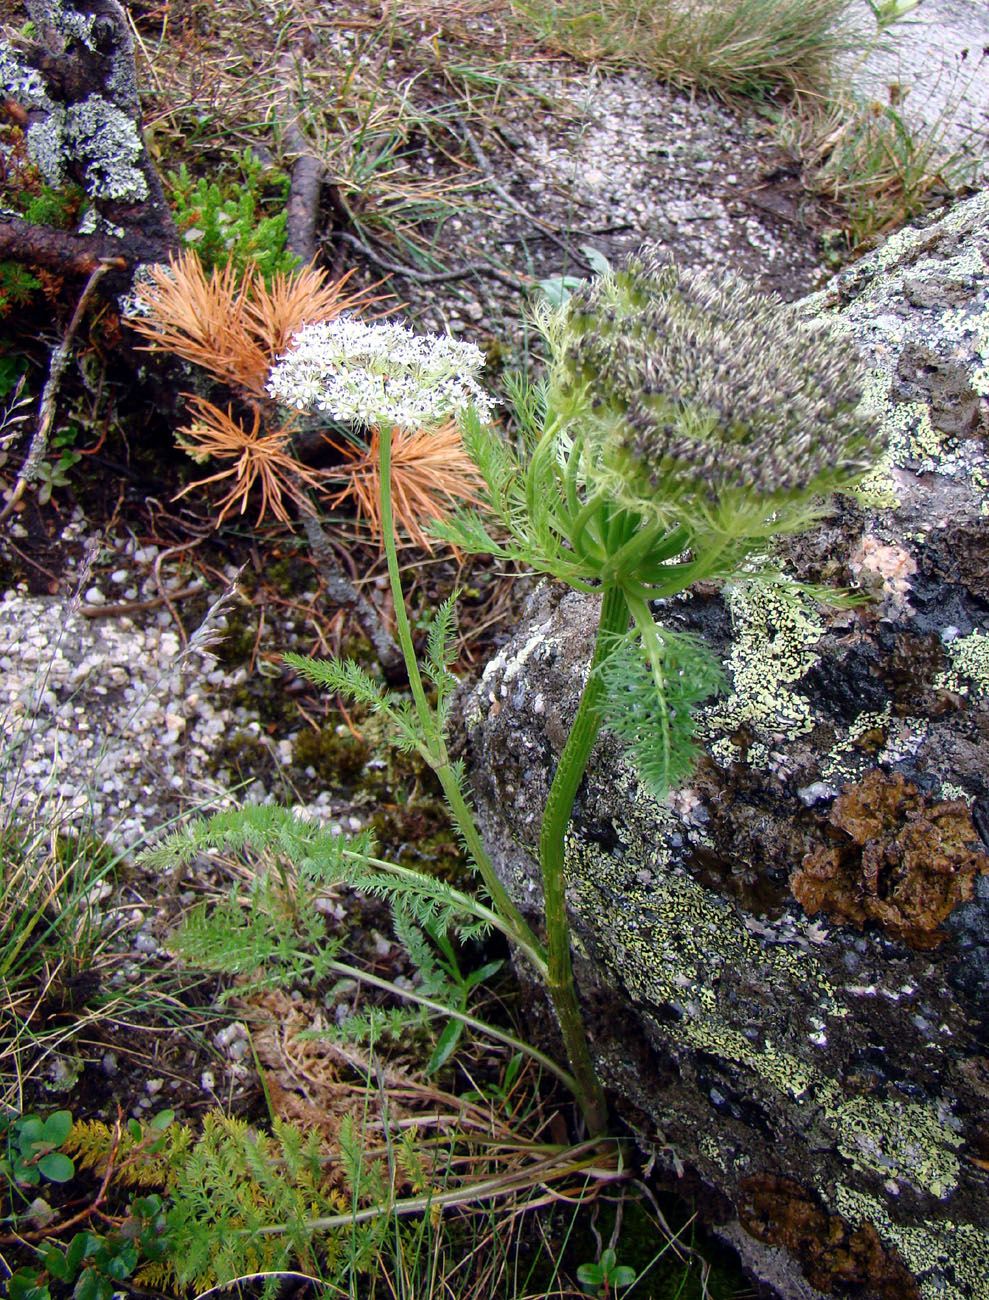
0 0 176 270
458 192 989 1300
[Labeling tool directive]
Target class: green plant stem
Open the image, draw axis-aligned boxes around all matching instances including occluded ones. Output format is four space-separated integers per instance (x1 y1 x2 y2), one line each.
537 582 629 1137
376 427 547 974
625 592 673 775
324 958 575 1091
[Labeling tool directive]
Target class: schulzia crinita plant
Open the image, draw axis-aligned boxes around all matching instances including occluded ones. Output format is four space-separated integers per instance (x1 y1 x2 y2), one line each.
151 248 880 1140
260 246 882 1136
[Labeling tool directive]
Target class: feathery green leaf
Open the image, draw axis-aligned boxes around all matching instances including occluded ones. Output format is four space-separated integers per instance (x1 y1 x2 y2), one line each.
599 625 725 799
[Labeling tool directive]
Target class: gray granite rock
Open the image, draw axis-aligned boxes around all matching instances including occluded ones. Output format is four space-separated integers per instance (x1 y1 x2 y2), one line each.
457 191 989 1300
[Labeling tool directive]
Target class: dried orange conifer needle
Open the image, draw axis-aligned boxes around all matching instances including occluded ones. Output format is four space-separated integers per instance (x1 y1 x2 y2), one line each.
326 423 483 552
174 398 324 526
125 253 270 394
125 252 391 396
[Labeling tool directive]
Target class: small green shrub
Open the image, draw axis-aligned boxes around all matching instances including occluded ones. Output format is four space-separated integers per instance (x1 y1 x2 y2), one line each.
165 147 299 279
577 1247 637 1296
0 1109 75 1189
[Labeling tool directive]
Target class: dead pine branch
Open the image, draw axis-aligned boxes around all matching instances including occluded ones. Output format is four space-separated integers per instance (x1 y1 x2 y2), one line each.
299 507 403 679
272 51 328 267
0 0 177 281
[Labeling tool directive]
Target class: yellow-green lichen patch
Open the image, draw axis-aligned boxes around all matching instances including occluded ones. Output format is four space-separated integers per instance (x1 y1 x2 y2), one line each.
801 195 989 513
888 400 945 468
566 773 840 1088
703 579 825 766
818 1084 962 1199
850 451 901 509
567 770 971 1208
833 1184 989 1300
938 781 971 804
820 704 891 783
938 628 989 697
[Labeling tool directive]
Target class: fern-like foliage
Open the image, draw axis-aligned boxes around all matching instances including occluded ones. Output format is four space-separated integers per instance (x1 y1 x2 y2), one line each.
282 651 427 755
323 1002 430 1047
423 591 461 730
163 1112 365 1290
598 626 726 799
63 1111 375 1293
140 802 372 878
142 802 497 999
430 406 592 589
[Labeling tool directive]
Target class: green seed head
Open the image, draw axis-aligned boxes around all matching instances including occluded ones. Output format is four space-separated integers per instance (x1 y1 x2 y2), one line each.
547 248 882 538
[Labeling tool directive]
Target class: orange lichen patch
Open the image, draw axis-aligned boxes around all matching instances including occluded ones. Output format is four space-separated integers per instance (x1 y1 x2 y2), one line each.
791 770 989 948
737 1173 919 1300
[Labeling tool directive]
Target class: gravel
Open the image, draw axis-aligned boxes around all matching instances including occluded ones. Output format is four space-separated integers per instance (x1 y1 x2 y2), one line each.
1 527 267 855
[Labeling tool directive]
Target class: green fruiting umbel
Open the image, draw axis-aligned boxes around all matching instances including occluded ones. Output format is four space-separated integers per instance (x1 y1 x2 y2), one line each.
443 248 882 793
552 252 879 542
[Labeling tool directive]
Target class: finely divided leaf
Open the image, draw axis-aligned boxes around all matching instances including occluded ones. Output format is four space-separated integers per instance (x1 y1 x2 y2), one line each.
600 627 725 799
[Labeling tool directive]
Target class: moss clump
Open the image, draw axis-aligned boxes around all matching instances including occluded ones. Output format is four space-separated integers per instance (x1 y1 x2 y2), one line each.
367 801 464 879
294 726 369 786
212 729 274 785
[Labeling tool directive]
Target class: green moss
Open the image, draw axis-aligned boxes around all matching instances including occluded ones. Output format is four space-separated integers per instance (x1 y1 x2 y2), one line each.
294 726 369 786
212 729 273 784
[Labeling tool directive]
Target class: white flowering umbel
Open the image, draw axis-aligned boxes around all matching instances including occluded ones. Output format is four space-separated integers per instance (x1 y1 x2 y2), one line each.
267 318 493 429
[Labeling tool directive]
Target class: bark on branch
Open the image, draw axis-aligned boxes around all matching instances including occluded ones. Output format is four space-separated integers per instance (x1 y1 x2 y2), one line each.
0 0 177 280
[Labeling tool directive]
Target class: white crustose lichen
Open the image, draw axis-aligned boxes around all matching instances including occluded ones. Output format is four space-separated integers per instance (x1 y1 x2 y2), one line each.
266 317 494 429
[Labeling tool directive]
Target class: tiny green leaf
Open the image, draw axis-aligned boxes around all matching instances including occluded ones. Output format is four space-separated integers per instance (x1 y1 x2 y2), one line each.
426 1019 463 1076
42 1111 73 1147
37 1152 75 1182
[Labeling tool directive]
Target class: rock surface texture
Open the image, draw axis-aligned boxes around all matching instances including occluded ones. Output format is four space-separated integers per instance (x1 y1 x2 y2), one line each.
458 191 989 1300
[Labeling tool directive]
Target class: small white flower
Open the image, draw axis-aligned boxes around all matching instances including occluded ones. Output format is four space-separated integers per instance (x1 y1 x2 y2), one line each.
267 317 494 429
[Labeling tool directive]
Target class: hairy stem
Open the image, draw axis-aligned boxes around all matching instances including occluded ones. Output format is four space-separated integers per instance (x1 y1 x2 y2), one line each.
538 582 630 1137
376 427 547 975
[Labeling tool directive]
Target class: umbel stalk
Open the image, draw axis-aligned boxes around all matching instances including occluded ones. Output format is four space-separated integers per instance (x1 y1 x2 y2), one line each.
376 425 613 1133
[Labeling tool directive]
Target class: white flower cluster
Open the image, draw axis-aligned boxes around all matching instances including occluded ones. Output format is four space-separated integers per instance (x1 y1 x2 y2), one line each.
267 317 493 429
